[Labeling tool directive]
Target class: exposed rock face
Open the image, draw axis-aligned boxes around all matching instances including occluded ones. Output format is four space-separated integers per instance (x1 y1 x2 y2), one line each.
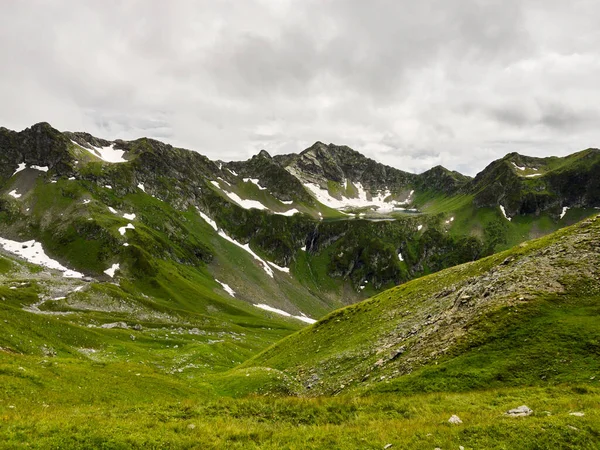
64 131 112 149
272 141 464 195
469 150 600 217
224 151 314 203
0 123 74 180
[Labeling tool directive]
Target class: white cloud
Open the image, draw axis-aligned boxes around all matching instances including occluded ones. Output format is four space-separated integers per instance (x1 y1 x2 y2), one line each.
1 1 600 175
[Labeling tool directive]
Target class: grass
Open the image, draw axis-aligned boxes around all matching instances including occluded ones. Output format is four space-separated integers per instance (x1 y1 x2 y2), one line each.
370 293 600 395
4 217 598 447
2 141 600 447
245 215 600 396
1 383 598 448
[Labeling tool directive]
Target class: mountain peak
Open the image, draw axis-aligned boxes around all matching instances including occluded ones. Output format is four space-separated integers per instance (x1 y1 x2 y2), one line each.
257 149 272 159
301 141 330 155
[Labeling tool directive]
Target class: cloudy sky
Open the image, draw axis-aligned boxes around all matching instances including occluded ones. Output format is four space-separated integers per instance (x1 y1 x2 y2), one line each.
1 1 599 175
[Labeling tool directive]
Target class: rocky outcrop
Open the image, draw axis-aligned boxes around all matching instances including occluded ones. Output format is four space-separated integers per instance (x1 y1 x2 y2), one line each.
0 122 74 180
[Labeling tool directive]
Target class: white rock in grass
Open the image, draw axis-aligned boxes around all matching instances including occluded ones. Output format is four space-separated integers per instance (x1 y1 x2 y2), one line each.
505 405 533 417
448 414 463 424
569 412 585 417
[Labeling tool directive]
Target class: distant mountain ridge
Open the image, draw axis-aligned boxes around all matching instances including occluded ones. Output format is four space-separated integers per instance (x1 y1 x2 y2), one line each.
1 121 599 324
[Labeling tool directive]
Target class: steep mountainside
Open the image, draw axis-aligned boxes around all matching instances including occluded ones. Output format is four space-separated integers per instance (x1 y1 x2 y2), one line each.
246 214 600 395
469 150 600 218
1 122 599 325
2 123 600 448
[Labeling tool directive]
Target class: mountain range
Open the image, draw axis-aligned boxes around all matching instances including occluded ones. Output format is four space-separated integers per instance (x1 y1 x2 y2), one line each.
1 122 599 448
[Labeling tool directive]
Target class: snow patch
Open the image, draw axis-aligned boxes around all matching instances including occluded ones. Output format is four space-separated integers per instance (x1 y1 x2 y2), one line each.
243 178 267 190
267 261 290 273
499 205 512 221
73 140 127 163
215 279 236 297
217 230 274 277
223 191 268 210
512 162 526 171
280 200 294 205
300 246 306 251
525 173 542 178
104 185 112 189
108 207 117 214
137 183 146 192
197 210 218 231
118 223 135 236
445 217 454 224
253 304 316 324
303 181 407 213
82 199 91 205
8 190 21 198
228 169 238 176
0 237 83 278
104 263 120 278
560 206 569 219
275 208 300 216
417 224 423 231
123 213 136 220
13 163 27 176
398 252 404 261
31 165 49 172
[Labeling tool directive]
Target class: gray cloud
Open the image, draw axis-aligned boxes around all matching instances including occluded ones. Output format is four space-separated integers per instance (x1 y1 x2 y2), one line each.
1 0 600 175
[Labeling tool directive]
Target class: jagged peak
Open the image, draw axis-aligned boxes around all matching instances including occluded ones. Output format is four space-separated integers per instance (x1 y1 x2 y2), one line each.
300 141 329 155
257 149 272 159
29 121 54 131
422 164 450 174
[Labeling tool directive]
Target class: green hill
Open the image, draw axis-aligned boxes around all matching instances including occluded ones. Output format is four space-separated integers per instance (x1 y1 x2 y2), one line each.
247 214 600 397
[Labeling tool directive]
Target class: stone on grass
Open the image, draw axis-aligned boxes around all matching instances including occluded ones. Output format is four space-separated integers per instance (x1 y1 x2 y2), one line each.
505 405 533 417
100 321 129 329
448 414 463 424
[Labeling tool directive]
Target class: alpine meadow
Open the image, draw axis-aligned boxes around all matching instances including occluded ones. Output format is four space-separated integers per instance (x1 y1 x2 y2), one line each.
2 1 600 448
1 123 599 448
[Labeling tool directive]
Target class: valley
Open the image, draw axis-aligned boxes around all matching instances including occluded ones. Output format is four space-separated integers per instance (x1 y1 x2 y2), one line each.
1 123 599 448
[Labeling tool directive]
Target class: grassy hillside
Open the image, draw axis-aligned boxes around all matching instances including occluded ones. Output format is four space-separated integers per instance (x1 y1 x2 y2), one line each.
2 124 600 447
2 217 600 448
246 214 600 397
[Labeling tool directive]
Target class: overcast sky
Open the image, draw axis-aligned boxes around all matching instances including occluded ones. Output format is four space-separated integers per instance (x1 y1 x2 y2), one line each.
1 1 599 175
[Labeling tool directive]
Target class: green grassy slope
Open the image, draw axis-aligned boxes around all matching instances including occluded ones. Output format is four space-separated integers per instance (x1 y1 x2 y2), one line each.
246 214 600 397
2 233 600 448
2 184 600 448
